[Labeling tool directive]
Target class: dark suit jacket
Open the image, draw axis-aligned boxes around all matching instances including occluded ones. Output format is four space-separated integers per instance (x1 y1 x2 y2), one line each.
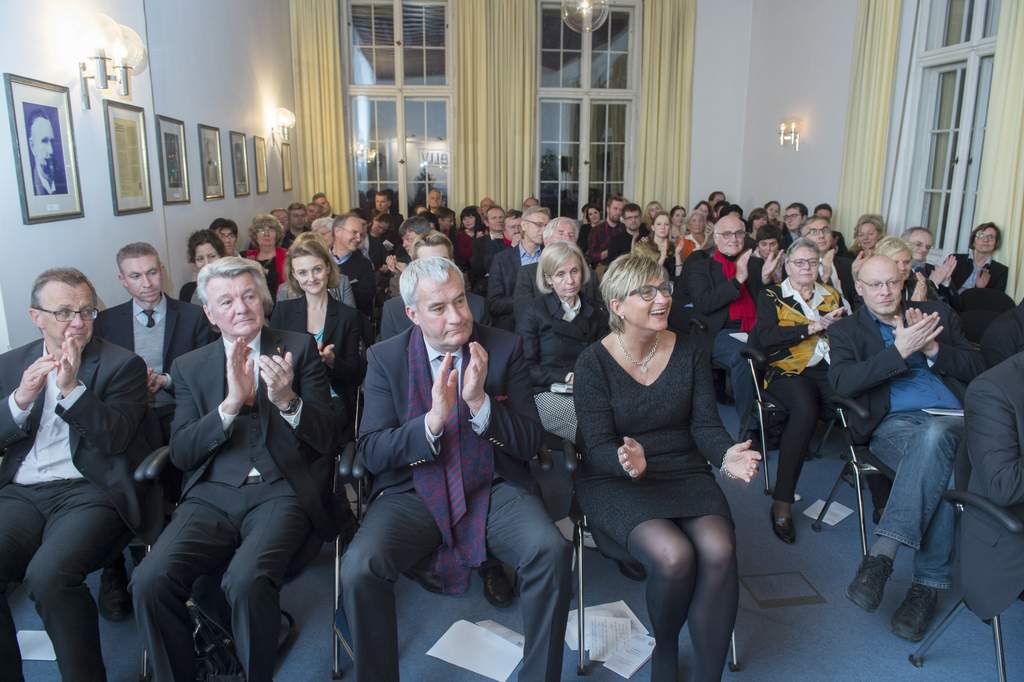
962 352 1024 619
487 246 528 330
950 253 1008 295
94 296 214 383
516 293 608 394
378 292 489 341
336 250 377 318
606 227 650 264
358 324 544 499
827 301 985 444
981 303 1024 369
0 338 161 542
512 261 600 323
269 296 365 406
686 250 765 340
168 328 342 539
471 236 508 290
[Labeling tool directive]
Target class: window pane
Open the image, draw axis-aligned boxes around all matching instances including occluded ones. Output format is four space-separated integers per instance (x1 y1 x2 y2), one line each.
927 0 973 48
424 6 445 47
957 55 994 244
375 46 396 84
589 144 605 182
404 48 425 83
541 51 561 88
424 49 446 84
403 3 425 46
426 100 446 139
540 102 560 140
352 5 373 45
984 0 999 36
374 5 395 43
608 53 628 89
607 144 625 182
588 103 627 204
405 98 448 217
540 144 560 182
591 52 608 89
352 97 399 206
591 11 629 89
541 9 561 49
562 51 581 88
538 100 580 218
563 18 581 50
591 103 607 143
610 12 629 51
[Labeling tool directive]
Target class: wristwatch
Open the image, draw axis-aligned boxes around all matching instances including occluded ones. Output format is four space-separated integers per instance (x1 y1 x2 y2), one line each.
280 397 302 416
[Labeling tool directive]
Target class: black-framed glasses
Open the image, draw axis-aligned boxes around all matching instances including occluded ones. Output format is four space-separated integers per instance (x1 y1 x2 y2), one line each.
628 282 673 301
33 306 98 322
787 258 820 269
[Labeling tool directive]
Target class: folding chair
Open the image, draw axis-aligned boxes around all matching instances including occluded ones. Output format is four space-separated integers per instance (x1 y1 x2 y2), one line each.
739 347 788 495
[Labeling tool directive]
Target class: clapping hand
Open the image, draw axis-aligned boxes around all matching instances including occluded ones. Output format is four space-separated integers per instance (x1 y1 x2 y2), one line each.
618 437 647 479
929 255 957 287
911 272 929 302
761 250 783 284
319 343 336 368
893 309 942 359
734 250 753 284
259 351 297 410
851 250 868 276
462 342 488 414
223 340 256 414
808 307 846 334
146 367 169 395
903 307 942 358
976 267 991 289
425 352 459 435
722 440 761 482
13 354 58 410
55 334 83 397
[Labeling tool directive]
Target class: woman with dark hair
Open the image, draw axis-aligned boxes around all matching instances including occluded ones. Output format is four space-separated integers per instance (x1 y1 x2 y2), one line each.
456 206 483 269
669 205 687 239
179 230 225 303
764 200 781 226
946 222 1008 295
748 207 769 234
209 217 239 256
708 190 726 206
579 202 602 256
693 200 711 223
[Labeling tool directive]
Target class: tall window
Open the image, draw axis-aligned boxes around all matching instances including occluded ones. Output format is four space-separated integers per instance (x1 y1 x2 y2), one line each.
537 3 638 219
345 1 450 216
889 0 998 255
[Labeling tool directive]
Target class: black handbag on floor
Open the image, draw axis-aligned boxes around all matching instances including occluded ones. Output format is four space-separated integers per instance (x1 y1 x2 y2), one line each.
187 597 245 682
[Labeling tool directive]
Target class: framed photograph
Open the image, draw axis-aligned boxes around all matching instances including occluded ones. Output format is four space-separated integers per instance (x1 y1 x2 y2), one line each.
198 124 224 200
229 130 249 197
155 115 189 204
103 100 152 215
253 135 268 194
4 73 83 224
281 141 293 192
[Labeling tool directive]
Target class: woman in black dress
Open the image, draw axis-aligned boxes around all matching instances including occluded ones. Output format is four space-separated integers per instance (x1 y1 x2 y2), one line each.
574 254 761 682
179 229 224 303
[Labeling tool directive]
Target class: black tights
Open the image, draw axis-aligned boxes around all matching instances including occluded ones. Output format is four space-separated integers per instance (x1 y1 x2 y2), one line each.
767 364 832 504
626 515 738 682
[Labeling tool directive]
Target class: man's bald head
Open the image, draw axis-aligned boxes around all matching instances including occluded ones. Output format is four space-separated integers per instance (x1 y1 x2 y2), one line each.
855 255 903 317
712 214 747 257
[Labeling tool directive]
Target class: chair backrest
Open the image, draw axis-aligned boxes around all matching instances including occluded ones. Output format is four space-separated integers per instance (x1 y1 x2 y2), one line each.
959 288 1015 313
960 309 1002 343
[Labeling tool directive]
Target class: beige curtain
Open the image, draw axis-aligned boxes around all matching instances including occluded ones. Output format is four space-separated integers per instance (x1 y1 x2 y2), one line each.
290 0 351 209
634 0 696 208
451 1 537 210
975 0 1024 299
834 0 902 237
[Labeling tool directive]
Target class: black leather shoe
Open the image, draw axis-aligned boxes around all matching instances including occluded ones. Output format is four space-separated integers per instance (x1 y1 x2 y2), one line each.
770 509 796 544
98 560 132 622
617 560 647 582
891 584 940 641
482 563 515 608
845 554 893 613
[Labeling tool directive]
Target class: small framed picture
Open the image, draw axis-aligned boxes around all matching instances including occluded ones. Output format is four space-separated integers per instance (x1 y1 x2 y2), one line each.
229 130 249 197
4 73 84 224
155 115 189 204
103 99 152 215
281 141 293 192
198 124 224 200
253 135 268 194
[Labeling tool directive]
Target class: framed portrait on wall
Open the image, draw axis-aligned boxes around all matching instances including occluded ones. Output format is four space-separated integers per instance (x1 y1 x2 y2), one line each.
253 135 268 194
229 130 249 197
3 73 83 224
103 100 152 215
281 141 293 192
155 115 189 204
198 124 223 200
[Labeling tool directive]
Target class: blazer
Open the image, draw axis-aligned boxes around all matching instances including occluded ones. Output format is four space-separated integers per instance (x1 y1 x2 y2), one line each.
686 249 765 339
487 245 527 330
378 291 489 341
750 283 844 382
0 338 162 542
336 250 377 318
358 324 544 499
981 303 1024 369
512 261 601 324
961 352 1024 619
169 328 342 539
94 296 214 381
606 227 650 264
269 296 366 402
950 253 1008 295
470 236 508 289
827 301 985 444
516 293 608 394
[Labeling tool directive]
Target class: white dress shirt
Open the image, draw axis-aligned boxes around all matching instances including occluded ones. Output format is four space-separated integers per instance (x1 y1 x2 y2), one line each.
422 338 492 454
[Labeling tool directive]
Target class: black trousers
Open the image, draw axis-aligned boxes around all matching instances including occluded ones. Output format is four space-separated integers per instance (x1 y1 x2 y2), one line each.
766 363 833 504
340 482 573 682
131 478 312 682
0 479 130 682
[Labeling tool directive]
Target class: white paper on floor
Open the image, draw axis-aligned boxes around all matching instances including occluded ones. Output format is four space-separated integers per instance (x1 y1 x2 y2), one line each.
555 516 575 542
426 620 522 682
603 633 656 679
17 630 56 661
565 600 649 660
475 620 525 649
803 499 854 526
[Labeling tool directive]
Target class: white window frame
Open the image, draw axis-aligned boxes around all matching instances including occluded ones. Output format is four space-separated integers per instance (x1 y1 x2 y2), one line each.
341 0 453 214
884 0 997 258
536 1 641 216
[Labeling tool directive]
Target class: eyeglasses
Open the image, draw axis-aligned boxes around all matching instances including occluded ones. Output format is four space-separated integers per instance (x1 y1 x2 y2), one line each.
804 227 830 237
974 233 997 242
627 282 673 301
714 230 746 241
253 227 276 235
784 213 801 220
787 258 820 269
33 306 98 322
908 240 933 251
861 279 903 292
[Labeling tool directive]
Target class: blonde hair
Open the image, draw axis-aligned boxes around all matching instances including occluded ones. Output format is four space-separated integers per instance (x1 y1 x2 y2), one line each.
536 241 589 295
873 235 912 261
249 213 284 245
285 233 340 293
410 230 454 259
601 254 668 333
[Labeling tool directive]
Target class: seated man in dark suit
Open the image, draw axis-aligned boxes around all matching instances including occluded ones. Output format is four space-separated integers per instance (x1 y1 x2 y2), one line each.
0 268 159 682
797 215 857 308
980 299 1024 368
829 255 985 641
341 257 572 682
487 206 546 330
513 216 600 320
961 351 1024 621
331 212 377 318
380 230 489 340
131 257 345 682
605 202 648 264
470 205 510 294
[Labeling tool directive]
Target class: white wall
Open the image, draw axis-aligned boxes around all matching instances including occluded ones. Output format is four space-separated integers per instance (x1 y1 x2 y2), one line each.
0 0 298 349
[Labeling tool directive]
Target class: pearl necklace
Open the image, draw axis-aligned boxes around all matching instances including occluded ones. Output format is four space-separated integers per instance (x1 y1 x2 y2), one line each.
617 332 659 373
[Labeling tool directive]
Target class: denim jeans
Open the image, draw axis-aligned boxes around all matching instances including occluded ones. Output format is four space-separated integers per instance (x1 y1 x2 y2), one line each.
869 411 961 589
711 330 755 431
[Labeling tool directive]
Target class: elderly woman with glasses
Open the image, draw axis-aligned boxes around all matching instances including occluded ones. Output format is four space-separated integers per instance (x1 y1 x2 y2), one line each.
945 222 1009 297
751 238 847 543
243 213 288 298
574 254 760 682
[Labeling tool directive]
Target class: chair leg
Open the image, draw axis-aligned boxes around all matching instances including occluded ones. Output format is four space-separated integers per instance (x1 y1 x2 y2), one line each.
812 463 848 533
814 418 835 458
333 535 342 679
755 403 771 496
992 614 1008 682
728 629 740 672
908 598 965 668
139 647 150 682
851 465 870 557
574 520 587 676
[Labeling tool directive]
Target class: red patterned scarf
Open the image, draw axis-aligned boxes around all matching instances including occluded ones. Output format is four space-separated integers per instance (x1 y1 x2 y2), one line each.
713 250 757 332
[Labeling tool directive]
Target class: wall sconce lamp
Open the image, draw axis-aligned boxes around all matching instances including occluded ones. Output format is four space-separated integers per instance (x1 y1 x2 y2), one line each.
274 108 296 143
779 120 800 151
77 14 146 110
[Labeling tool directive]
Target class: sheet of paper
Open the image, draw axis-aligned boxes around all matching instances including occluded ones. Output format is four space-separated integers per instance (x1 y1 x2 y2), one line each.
565 600 649 650
426 620 522 682
17 630 56 661
729 332 749 343
585 616 633 661
803 499 854 526
603 633 656 679
922 408 964 417
555 516 575 543
475 620 525 650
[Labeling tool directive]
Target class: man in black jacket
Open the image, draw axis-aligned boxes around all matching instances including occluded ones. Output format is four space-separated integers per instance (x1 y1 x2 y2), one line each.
980 300 1024 368
828 256 985 641
0 268 159 682
331 213 377 317
470 204 510 294
487 206 545 330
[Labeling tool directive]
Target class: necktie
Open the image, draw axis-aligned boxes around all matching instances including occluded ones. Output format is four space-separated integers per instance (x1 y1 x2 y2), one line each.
242 345 256 406
143 309 156 328
440 356 466 525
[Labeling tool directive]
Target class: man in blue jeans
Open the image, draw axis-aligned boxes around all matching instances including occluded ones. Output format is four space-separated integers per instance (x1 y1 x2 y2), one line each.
828 256 985 641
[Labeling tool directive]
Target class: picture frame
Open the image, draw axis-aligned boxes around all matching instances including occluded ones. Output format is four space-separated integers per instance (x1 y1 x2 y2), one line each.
281 141 293 192
155 115 189 204
3 73 83 224
198 123 224 200
103 100 152 215
229 130 249 197
253 135 268 194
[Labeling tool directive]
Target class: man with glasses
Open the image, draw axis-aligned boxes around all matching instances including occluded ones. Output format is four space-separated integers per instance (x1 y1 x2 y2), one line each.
0 268 159 682
606 202 648 264
332 213 376 317
828 255 984 642
781 202 808 248
800 215 856 309
488 206 547 331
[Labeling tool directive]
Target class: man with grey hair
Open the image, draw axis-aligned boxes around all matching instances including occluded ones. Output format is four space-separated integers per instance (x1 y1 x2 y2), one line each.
132 256 346 682
332 212 376 317
513 215 600 317
342 256 571 682
488 205 547 330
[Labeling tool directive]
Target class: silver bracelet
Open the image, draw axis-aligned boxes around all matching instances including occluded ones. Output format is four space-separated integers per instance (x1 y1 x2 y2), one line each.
720 453 737 479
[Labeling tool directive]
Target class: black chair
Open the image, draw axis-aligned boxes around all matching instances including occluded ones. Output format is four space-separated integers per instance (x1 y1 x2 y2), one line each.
958 288 1015 313
740 347 792 495
960 309 1003 344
